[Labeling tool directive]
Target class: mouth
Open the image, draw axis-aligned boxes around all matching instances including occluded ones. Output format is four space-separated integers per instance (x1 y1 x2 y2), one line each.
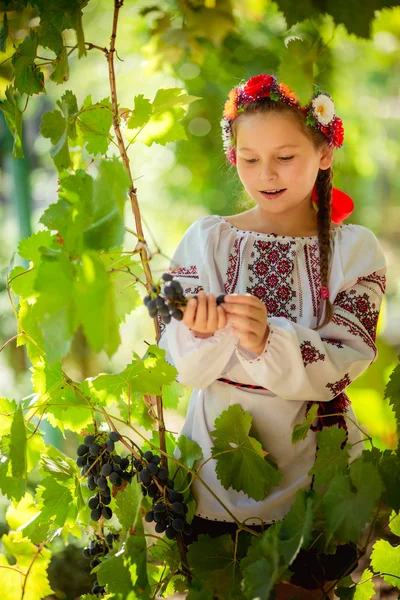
259 189 286 199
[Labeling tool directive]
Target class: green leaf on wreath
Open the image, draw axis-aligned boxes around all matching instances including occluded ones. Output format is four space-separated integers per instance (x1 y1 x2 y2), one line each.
210 404 283 501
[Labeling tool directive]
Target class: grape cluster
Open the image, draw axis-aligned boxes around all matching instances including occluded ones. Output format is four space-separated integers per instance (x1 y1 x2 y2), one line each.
76 431 133 522
82 532 119 596
143 272 225 325
136 449 192 540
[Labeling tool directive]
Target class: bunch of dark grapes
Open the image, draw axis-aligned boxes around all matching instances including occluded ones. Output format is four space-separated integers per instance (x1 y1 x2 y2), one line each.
143 272 225 325
76 431 133 522
136 449 192 540
82 532 119 596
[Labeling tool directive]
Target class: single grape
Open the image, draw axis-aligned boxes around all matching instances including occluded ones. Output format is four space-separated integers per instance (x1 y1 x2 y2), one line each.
133 458 143 471
162 313 171 324
155 296 165 308
120 457 129 470
101 463 113 477
113 455 122 464
97 476 108 490
183 522 192 536
162 273 173 282
147 462 158 475
172 518 185 532
143 295 152 306
101 494 111 505
88 496 100 510
171 502 184 515
145 510 154 523
76 455 87 467
91 508 102 521
77 444 89 456
89 443 101 456
148 484 159 498
166 478 174 489
164 285 175 298
159 305 170 316
165 526 177 540
92 581 102 595
106 439 114 452
171 308 183 321
216 293 226 306
153 511 164 523
90 558 101 569
150 455 161 465
143 450 153 461
153 502 165 513
82 547 91 559
87 476 96 491
168 490 179 503
113 464 123 475
109 431 121 442
157 467 168 480
155 522 167 533
139 469 151 484
84 435 95 445
105 533 114 546
102 506 113 520
109 472 122 486
81 464 90 476
147 299 157 311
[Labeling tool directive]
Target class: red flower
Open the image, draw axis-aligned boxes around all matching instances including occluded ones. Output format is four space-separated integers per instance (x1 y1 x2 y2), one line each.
243 74 276 99
332 117 344 146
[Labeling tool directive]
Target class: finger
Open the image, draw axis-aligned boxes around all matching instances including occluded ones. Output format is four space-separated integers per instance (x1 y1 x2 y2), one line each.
182 296 198 328
226 313 260 332
223 294 265 312
194 289 208 331
207 293 217 331
217 305 227 330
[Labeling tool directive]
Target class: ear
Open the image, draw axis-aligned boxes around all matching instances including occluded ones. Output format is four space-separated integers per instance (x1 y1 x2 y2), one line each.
319 145 334 170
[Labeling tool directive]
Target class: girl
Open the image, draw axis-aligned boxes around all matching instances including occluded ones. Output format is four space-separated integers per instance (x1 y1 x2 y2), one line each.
157 74 387 598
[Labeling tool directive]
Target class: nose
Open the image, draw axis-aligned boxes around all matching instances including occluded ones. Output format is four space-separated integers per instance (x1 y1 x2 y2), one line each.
258 160 278 182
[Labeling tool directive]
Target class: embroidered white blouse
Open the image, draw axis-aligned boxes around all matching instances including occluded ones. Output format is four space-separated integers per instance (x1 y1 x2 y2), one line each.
157 214 387 525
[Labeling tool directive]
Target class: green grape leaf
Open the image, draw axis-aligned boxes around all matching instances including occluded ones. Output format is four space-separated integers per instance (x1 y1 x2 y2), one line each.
1 531 53 599
18 230 55 263
40 109 71 171
40 448 80 481
351 568 375 599
0 85 23 159
114 478 142 530
186 579 214 599
17 298 46 366
292 403 319 444
210 404 283 501
31 360 93 434
0 397 16 436
10 404 27 479
384 359 400 432
78 95 113 156
366 447 400 512
99 252 143 324
127 94 153 129
11 30 45 95
322 456 383 543
187 534 240 598
0 457 26 502
278 488 315 564
240 525 282 600
388 509 400 537
308 426 350 494
370 539 400 587
334 574 356 599
169 434 203 497
5 492 40 531
37 477 73 527
8 265 37 298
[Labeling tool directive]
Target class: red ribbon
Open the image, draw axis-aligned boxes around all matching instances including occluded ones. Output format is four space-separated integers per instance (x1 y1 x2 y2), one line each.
312 184 354 225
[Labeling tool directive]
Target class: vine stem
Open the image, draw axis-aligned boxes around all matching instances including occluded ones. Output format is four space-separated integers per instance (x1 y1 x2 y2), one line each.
21 540 47 600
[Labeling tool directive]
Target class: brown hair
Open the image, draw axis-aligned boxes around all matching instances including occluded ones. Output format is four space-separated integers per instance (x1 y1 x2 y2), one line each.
231 98 334 331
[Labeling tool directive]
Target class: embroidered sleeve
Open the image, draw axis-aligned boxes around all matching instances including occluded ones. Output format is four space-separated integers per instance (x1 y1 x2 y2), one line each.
235 228 387 401
157 217 237 389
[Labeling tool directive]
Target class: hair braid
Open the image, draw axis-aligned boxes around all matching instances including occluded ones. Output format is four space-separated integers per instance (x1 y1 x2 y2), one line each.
313 166 334 332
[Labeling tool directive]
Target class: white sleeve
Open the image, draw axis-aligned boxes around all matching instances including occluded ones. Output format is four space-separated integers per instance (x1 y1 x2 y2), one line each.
157 216 237 389
234 226 387 401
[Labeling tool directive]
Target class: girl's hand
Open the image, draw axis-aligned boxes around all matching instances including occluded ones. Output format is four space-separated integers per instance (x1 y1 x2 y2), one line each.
182 290 228 338
222 293 270 353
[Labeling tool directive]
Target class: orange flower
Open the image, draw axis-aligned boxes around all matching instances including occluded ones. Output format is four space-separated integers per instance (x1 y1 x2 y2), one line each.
279 82 297 102
223 88 239 120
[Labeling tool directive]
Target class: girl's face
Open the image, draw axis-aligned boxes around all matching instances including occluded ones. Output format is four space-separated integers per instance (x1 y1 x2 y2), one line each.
235 111 334 223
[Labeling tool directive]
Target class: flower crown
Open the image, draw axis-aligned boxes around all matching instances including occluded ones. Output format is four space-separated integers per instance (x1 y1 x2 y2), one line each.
220 74 344 166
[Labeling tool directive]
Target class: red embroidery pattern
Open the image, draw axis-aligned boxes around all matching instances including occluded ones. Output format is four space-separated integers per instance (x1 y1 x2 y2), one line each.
225 236 245 294
327 373 352 397
300 340 325 365
335 285 381 340
358 271 387 296
331 313 377 356
170 264 199 280
304 242 321 317
321 338 345 349
245 239 298 321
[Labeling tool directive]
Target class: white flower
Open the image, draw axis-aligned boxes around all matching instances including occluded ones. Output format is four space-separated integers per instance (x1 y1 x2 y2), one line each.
220 116 234 151
312 94 335 126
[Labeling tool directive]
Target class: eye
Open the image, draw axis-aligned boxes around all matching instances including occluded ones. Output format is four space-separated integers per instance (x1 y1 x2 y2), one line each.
279 156 294 161
244 158 258 163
